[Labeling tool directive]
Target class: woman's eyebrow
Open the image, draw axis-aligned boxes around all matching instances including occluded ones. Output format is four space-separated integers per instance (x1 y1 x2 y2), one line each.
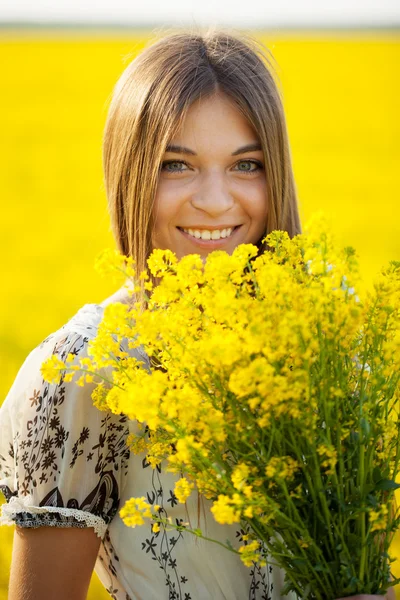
231 143 262 156
165 142 262 156
165 144 196 155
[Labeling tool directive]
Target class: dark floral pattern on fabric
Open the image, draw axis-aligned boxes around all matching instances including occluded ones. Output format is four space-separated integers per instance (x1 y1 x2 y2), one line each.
99 530 133 600
130 457 275 600
236 524 274 600
139 448 191 600
0 331 130 531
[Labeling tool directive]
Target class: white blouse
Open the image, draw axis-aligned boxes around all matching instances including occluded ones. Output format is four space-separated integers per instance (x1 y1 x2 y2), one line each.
0 301 296 600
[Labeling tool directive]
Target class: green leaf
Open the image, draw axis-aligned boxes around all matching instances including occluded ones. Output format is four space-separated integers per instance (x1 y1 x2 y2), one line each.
366 493 378 508
363 483 374 495
375 479 400 491
291 558 309 574
372 466 382 483
339 552 351 566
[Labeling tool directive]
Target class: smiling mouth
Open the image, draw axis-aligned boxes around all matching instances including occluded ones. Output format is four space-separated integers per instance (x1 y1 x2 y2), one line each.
177 225 241 241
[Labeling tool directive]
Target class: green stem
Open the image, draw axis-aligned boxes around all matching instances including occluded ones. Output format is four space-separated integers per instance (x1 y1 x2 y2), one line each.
358 443 366 583
68 366 125 390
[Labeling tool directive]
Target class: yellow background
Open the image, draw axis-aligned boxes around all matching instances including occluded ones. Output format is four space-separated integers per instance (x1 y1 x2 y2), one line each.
0 28 399 598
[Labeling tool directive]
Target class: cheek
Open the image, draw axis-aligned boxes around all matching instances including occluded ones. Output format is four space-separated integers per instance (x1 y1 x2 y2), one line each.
248 185 268 222
152 191 170 232
249 189 269 240
152 187 183 247
153 183 183 222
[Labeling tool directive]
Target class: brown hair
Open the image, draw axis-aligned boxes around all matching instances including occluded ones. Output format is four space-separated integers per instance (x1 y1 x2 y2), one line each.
103 28 302 309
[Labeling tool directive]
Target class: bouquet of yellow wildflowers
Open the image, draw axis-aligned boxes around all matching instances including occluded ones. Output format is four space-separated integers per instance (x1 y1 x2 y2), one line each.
42 216 400 599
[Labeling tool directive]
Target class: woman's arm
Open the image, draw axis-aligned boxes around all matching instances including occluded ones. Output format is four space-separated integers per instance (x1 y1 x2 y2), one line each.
8 526 101 600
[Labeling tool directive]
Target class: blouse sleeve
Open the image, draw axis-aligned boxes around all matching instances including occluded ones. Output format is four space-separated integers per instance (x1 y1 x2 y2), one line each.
0 329 130 539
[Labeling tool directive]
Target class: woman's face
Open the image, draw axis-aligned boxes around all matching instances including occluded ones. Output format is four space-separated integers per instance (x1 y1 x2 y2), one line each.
151 92 268 261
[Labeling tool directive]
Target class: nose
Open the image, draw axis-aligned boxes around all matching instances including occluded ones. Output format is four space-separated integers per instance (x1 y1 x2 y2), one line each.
190 170 235 215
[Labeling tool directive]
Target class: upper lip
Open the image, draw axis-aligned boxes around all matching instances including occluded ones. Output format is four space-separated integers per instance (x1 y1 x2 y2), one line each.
178 225 241 230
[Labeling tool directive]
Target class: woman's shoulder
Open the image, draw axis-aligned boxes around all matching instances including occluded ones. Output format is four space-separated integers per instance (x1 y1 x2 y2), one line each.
13 284 137 385
3 303 105 407
36 282 135 354
39 302 105 348
0 286 149 425
3 286 146 415
0 299 132 535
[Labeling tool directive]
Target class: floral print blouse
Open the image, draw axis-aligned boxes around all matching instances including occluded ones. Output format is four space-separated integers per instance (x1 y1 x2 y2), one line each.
0 302 296 600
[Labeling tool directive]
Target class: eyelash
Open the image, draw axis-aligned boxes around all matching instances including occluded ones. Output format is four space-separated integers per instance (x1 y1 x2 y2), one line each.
160 159 263 174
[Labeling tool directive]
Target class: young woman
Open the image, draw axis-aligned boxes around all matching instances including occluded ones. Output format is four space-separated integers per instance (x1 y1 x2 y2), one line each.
0 30 394 600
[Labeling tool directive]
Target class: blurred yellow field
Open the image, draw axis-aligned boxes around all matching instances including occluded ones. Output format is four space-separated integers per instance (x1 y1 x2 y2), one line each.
0 28 399 599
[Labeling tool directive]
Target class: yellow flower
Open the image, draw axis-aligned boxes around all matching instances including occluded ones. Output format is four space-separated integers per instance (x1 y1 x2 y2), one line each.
265 456 299 481
239 540 261 567
290 484 303 500
317 444 338 475
147 248 178 277
369 505 389 532
91 383 109 411
231 463 251 491
94 248 135 280
174 436 204 464
175 254 204 287
120 497 153 528
41 354 66 384
243 485 253 499
174 477 194 503
211 495 241 525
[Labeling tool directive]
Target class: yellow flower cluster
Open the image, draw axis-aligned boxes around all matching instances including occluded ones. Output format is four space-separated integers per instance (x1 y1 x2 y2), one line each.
147 248 178 277
239 540 266 567
40 354 66 384
317 444 338 476
369 504 389 533
94 248 136 281
174 477 194 503
119 497 153 527
265 456 299 481
210 494 242 525
40 216 400 580
231 463 251 491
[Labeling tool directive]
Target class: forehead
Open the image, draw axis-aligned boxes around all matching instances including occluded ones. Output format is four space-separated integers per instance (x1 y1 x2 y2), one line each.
170 92 259 152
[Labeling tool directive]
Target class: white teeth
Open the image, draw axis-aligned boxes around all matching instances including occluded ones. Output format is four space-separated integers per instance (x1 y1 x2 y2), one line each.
181 227 235 240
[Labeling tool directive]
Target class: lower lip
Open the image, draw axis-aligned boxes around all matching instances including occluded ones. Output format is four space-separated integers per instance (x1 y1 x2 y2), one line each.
177 226 242 248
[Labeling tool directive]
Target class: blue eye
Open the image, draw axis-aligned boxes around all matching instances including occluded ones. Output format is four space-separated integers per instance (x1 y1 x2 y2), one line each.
161 160 189 173
235 160 262 173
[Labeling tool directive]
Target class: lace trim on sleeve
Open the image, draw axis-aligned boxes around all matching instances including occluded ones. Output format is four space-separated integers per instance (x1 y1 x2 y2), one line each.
0 497 107 538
